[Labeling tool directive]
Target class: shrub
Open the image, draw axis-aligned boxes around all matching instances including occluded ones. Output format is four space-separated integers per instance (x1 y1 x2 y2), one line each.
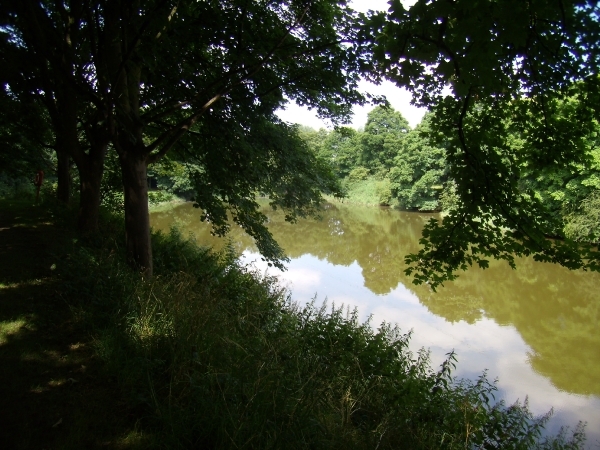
439 180 460 213
375 178 393 206
564 191 600 244
148 190 176 206
347 167 370 184
0 173 35 200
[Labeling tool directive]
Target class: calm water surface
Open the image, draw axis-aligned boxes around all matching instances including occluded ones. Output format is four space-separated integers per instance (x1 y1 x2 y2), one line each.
151 201 600 446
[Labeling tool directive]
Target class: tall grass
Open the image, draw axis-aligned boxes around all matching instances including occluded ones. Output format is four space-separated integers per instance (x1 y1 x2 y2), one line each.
57 216 585 449
337 177 383 206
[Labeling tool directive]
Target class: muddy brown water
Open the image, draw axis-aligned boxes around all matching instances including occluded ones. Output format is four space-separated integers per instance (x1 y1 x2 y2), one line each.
151 201 600 446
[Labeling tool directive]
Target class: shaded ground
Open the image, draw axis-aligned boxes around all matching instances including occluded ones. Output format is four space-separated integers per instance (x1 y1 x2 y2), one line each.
0 201 144 449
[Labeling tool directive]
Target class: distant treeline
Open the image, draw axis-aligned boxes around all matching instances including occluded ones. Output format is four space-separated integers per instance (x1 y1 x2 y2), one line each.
297 104 600 245
299 106 447 211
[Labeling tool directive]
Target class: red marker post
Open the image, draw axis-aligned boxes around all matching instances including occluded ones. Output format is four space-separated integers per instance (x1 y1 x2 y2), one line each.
34 169 44 203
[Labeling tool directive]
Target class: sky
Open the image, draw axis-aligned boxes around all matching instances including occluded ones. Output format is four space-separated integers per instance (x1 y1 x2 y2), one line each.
275 0 426 130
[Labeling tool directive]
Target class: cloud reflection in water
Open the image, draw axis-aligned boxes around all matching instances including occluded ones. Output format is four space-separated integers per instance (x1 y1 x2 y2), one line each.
242 251 600 446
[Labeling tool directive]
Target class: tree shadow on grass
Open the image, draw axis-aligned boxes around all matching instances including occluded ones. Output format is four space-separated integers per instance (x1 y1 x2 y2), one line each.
0 203 150 449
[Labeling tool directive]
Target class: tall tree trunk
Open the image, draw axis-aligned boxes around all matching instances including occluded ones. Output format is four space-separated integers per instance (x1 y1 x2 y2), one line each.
50 86 107 232
76 123 110 232
120 151 152 277
56 149 71 204
104 1 150 275
77 152 104 233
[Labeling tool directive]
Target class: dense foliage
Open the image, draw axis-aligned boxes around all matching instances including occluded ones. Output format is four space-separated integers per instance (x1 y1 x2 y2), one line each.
368 0 600 287
1 0 368 275
299 106 449 210
295 86 600 291
1 0 598 285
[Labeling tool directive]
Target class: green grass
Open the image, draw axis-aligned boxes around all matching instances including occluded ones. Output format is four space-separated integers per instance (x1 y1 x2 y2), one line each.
0 317 28 345
344 178 382 205
0 199 587 449
148 195 187 213
330 178 397 207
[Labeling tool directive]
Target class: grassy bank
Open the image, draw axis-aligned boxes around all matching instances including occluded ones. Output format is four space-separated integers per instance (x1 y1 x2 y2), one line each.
0 200 586 449
328 177 391 207
328 177 398 208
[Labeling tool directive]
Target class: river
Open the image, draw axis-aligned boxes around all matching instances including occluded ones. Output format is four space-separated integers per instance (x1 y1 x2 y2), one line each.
150 201 600 446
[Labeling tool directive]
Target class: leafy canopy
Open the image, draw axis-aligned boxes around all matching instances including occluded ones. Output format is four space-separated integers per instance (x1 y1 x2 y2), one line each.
1 0 372 269
369 0 600 287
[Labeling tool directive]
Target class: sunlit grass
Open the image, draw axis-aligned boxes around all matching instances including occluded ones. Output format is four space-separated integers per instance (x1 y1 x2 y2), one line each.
116 426 154 449
0 279 47 289
148 195 186 213
29 384 48 394
328 178 399 207
47 378 67 387
0 318 27 345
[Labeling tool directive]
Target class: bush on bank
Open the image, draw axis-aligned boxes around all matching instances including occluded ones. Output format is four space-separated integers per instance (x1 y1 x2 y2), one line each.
56 212 585 449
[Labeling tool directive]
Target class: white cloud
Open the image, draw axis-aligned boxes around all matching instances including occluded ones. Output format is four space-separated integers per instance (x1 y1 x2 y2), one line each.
276 78 426 131
284 267 322 290
352 0 417 13
275 0 426 130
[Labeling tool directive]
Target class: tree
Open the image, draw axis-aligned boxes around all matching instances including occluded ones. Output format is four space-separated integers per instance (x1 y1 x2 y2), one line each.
565 191 600 243
298 126 330 160
112 0 366 276
517 90 600 230
1 2 110 222
370 0 600 287
389 113 447 211
320 127 362 179
2 1 368 276
360 105 410 174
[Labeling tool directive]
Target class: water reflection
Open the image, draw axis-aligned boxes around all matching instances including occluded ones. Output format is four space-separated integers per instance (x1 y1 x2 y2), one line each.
425 260 600 397
151 201 600 443
152 202 432 294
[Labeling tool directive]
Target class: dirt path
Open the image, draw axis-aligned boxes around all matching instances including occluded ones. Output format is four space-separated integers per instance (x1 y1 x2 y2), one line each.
0 202 142 449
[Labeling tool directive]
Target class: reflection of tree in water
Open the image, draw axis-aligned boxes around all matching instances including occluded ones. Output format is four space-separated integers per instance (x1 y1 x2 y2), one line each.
152 201 432 294
152 202 600 396
419 258 600 396
268 203 432 294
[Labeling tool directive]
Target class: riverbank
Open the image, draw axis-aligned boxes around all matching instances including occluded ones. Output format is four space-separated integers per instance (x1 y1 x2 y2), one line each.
0 200 586 449
148 193 187 212
328 178 394 207
327 178 443 212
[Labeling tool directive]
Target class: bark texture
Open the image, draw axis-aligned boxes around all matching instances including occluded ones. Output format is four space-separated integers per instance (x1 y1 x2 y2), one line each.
77 152 104 233
120 151 152 278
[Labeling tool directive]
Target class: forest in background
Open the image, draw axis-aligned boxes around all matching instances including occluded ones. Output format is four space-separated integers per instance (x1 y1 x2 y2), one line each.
297 99 600 248
143 98 600 248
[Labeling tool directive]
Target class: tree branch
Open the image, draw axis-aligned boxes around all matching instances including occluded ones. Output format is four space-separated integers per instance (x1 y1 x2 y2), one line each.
145 4 313 163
